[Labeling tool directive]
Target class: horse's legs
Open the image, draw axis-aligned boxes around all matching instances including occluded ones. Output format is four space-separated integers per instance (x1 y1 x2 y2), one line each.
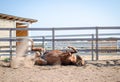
35 57 47 65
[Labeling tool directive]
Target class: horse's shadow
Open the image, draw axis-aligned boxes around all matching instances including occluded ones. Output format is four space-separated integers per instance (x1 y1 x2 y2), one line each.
85 60 120 67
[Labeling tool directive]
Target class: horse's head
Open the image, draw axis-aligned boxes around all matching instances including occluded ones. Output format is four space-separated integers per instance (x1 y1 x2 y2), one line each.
75 55 85 66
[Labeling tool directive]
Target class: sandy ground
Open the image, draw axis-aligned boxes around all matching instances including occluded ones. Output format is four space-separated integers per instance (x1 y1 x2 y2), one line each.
0 60 120 82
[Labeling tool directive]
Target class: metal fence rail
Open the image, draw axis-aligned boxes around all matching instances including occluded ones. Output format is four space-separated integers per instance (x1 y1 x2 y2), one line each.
0 27 120 61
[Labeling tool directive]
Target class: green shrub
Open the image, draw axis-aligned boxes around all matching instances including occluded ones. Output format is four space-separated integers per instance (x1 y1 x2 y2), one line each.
3 57 10 62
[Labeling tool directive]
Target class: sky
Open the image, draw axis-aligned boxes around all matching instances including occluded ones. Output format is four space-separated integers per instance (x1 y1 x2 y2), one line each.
0 0 120 36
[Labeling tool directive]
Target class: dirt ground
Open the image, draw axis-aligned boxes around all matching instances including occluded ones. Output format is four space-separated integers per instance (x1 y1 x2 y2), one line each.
0 60 120 82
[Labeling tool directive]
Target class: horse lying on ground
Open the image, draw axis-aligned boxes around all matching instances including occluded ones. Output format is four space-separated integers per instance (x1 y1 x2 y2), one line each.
34 46 85 66
28 38 84 66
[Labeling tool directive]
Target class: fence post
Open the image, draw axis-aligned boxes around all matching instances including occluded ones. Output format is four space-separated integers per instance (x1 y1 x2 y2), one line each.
9 29 12 60
91 34 94 61
96 27 99 60
42 36 45 49
52 28 55 50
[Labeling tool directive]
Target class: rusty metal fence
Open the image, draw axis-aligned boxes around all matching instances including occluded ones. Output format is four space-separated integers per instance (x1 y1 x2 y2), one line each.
0 27 120 61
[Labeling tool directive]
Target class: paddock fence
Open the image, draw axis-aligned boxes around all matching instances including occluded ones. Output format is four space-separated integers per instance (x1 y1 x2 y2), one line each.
0 27 120 61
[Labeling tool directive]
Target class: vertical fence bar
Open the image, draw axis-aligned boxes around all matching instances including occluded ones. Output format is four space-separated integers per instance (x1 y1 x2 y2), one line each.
9 29 12 60
42 36 45 49
96 27 99 60
52 28 55 50
91 34 94 61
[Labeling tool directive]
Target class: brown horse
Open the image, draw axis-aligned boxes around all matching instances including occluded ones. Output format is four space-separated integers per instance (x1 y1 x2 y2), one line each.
34 46 85 66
